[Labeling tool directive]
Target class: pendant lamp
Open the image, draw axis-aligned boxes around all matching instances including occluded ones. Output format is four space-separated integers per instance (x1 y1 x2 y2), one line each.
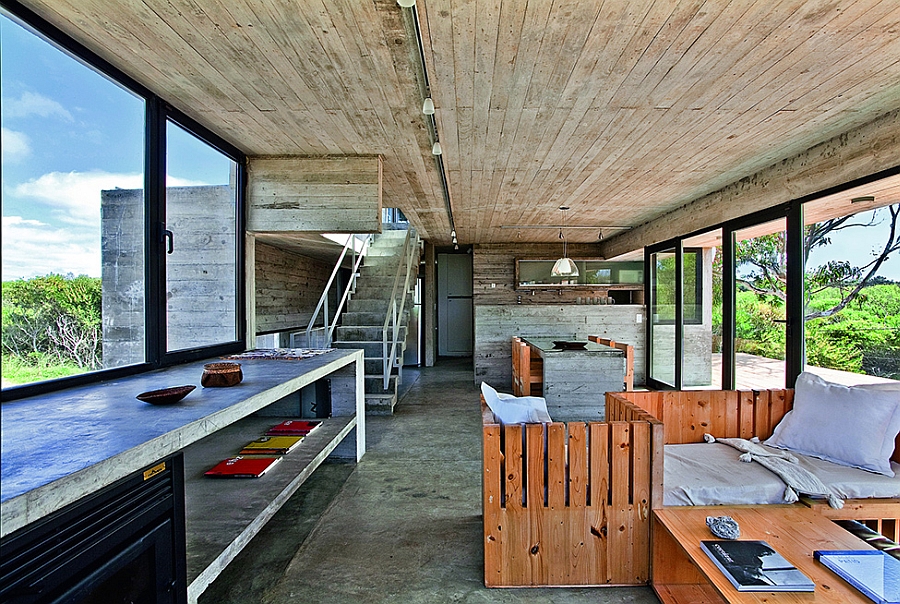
551 206 579 277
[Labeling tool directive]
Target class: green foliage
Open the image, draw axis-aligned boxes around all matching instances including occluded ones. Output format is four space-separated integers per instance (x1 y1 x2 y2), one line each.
2 274 102 382
735 291 785 359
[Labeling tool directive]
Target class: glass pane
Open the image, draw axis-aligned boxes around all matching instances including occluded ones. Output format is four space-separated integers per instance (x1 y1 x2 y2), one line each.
734 217 787 389
1 12 145 388
803 195 900 382
650 248 677 387
683 233 722 388
165 121 238 352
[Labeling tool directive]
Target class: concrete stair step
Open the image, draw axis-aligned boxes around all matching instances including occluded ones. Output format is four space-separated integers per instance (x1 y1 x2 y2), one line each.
365 393 397 415
335 325 407 341
364 357 401 374
332 340 406 357
365 374 398 394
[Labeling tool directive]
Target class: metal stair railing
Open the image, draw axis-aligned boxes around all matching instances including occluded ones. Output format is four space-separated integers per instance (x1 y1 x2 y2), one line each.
305 234 372 348
382 228 420 390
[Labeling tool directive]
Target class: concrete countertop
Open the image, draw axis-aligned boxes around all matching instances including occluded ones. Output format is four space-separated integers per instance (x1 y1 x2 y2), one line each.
0 348 363 537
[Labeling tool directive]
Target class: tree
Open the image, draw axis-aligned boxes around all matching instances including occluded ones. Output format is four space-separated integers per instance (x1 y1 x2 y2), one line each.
734 204 899 319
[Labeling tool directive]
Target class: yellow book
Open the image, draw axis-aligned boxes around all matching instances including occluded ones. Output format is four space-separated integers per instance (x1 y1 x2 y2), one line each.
238 435 303 455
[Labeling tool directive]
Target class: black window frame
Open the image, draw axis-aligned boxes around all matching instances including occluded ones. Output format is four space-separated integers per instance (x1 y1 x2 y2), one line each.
1 1 246 402
646 165 900 391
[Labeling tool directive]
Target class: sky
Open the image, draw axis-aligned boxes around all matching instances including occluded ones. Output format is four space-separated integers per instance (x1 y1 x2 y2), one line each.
1 12 230 281
2 11 898 283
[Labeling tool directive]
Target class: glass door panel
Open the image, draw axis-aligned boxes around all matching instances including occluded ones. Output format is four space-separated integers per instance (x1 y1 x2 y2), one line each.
649 248 677 387
682 232 722 388
734 217 787 389
165 121 238 352
803 196 900 380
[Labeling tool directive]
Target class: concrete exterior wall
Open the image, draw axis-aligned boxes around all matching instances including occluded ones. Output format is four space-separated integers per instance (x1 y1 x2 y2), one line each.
100 189 145 367
101 185 236 364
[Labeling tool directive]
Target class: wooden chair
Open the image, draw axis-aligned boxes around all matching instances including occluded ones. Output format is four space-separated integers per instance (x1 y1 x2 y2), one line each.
587 335 634 391
510 337 543 396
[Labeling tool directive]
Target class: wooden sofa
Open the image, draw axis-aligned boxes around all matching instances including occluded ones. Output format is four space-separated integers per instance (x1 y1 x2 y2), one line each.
482 396 663 587
606 389 900 542
482 387 899 589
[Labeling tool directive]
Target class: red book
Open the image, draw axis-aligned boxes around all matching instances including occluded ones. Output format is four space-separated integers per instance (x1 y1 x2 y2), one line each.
266 419 322 436
204 456 281 478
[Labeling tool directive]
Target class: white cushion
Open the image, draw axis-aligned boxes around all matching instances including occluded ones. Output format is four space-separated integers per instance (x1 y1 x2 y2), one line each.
481 382 552 424
765 372 900 476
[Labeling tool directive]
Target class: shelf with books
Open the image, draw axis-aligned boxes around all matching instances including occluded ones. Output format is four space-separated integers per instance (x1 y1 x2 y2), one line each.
182 413 358 599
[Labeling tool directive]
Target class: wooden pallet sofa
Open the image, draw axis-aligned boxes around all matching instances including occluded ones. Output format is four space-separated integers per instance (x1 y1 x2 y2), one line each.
481 394 663 587
606 387 900 542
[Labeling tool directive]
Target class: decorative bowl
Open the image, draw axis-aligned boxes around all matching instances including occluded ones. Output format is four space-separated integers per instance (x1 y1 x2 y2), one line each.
137 385 196 405
552 340 587 350
201 362 243 387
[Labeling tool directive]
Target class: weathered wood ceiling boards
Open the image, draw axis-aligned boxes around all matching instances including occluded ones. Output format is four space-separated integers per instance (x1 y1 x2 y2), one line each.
19 0 900 252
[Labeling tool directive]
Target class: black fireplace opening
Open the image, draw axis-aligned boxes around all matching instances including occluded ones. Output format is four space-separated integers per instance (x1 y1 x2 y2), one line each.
1 454 186 604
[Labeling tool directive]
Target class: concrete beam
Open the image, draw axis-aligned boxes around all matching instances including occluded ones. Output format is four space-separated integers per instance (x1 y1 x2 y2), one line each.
247 156 383 233
601 109 900 258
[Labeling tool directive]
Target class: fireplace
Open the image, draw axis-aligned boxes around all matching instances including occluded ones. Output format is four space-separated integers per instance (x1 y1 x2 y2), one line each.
0 454 186 604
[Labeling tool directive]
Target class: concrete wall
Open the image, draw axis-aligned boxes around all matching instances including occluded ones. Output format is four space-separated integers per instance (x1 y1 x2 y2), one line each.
101 185 236 364
254 241 334 335
472 243 647 387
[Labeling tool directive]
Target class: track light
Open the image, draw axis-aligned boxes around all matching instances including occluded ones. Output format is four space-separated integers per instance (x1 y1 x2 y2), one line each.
451 229 456 238
397 0 416 7
432 141 442 155
454 243 459 250
422 97 435 115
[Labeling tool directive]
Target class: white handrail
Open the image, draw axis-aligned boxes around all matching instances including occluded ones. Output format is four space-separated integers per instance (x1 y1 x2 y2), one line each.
382 229 420 389
306 234 371 348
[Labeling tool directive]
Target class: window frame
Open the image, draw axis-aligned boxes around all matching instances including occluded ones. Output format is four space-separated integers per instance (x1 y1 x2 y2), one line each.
1 2 246 402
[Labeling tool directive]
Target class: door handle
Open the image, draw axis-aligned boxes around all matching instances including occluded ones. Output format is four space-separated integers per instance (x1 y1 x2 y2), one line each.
162 227 174 254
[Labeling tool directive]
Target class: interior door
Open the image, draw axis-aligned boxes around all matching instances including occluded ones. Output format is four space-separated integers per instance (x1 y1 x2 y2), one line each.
437 253 473 356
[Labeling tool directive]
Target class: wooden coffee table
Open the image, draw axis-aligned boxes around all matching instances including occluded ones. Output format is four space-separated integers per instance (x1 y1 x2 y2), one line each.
653 505 877 603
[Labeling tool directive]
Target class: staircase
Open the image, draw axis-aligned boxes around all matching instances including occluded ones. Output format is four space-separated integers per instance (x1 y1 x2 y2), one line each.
332 229 419 415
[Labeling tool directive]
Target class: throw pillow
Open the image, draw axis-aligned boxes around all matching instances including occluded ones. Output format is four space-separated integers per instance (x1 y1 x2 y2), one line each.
481 382 552 424
765 372 900 476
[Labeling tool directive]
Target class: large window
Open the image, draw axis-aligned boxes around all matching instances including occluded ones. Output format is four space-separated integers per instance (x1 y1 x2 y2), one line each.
1 5 244 399
803 200 900 380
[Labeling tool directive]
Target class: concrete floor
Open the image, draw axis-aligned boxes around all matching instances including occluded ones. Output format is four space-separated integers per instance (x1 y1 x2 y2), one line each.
200 358 660 604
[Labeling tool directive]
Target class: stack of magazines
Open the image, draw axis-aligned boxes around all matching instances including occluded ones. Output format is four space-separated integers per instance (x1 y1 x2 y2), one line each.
204 420 321 478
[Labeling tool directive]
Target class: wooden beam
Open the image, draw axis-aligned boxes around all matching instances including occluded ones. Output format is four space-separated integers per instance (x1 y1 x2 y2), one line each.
247 156 383 233
601 109 900 258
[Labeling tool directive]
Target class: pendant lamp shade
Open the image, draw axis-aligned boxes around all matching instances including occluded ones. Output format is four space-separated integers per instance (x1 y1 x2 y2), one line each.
422 97 435 115
552 205 579 277
551 257 579 277
398 0 416 7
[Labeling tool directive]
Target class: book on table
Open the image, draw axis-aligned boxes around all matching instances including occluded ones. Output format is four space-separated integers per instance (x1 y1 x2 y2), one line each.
204 456 281 478
815 550 900 604
265 419 322 436
239 435 304 455
700 540 815 592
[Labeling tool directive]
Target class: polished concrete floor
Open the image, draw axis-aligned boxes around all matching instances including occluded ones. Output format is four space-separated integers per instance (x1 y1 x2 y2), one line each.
200 359 660 604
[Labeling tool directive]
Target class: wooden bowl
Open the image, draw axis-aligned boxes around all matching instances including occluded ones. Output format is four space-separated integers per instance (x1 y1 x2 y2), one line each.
201 362 243 387
137 385 196 405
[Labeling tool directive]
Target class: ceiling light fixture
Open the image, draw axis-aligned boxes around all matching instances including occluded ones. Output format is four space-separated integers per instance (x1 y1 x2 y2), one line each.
851 195 876 204
397 0 416 7
422 97 435 115
551 206 579 278
432 141 442 155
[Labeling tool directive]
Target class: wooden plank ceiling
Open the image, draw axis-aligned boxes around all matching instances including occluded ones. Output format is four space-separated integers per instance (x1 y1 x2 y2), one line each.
18 0 900 251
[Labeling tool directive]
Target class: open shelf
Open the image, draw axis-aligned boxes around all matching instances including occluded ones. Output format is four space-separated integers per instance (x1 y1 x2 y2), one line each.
182 413 357 601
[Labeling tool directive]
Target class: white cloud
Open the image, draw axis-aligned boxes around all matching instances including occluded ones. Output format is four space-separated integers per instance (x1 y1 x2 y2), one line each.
3 91 74 121
1 128 31 163
14 170 144 227
2 215 99 280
